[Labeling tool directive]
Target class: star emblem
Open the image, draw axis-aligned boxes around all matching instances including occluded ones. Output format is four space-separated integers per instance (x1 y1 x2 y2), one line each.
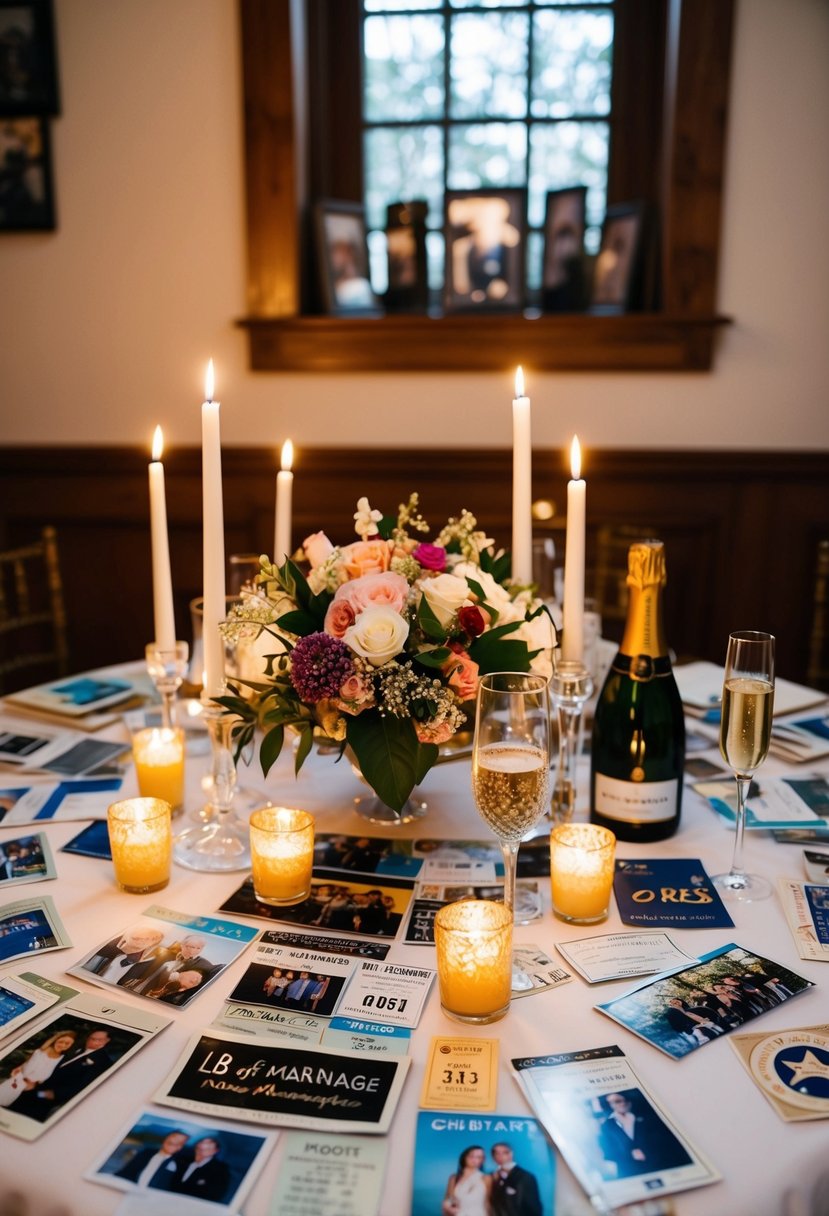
781 1049 829 1088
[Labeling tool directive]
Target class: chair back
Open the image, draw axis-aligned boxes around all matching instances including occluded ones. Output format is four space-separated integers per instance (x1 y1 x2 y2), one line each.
0 526 69 694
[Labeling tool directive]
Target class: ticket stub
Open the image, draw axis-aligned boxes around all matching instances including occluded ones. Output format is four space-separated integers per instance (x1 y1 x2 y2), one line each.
420 1036 498 1112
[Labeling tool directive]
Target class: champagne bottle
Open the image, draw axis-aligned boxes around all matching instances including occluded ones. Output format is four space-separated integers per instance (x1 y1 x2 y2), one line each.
590 540 685 841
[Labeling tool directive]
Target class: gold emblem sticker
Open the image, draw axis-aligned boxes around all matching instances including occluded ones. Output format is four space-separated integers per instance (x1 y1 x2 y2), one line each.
748 1029 829 1114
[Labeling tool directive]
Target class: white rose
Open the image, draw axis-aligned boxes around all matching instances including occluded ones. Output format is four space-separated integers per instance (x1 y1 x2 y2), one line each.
303 530 334 568
420 573 471 629
344 605 410 667
453 562 523 625
514 605 558 679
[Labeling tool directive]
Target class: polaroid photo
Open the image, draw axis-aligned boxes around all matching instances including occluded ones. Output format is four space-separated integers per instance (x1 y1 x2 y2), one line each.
67 906 258 1010
0 776 123 825
729 1023 829 1122
596 943 814 1059
0 894 71 965
0 991 169 1141
0 831 55 887
0 972 78 1042
512 1045 719 1210
86 1105 276 1209
227 938 361 1018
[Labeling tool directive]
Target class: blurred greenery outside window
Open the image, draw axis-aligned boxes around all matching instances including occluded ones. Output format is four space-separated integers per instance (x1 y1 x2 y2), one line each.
361 0 614 296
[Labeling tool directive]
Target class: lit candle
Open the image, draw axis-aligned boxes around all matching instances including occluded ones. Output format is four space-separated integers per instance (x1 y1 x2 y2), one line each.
249 806 315 905
511 366 533 586
148 427 176 651
562 435 586 662
550 823 615 923
132 727 185 813
434 899 513 1024
274 439 294 565
201 359 226 697
107 797 171 893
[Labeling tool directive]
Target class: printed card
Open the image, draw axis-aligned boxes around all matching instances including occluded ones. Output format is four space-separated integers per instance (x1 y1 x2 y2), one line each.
421 1036 498 1112
321 1018 411 1056
694 776 829 829
596 943 814 1059
271 1129 387 1216
613 859 734 929
0 972 78 1041
556 932 694 985
0 991 169 1141
511 945 573 997
6 674 136 718
334 961 435 1029
68 906 258 1010
85 1105 276 1209
0 895 71 965
777 878 829 962
403 877 541 945
0 776 123 824
154 1029 410 1134
0 832 55 887
729 1023 829 1122
512 1044 719 1209
60 819 112 859
248 928 390 961
213 1004 325 1046
227 937 362 1017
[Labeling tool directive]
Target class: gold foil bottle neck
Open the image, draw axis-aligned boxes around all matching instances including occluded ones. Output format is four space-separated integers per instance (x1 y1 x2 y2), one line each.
626 540 667 590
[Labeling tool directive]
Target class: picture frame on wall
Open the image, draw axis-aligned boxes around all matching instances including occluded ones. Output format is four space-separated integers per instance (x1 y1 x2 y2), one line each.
314 199 382 316
542 185 588 312
444 187 526 313
590 201 645 313
0 115 55 230
0 0 60 116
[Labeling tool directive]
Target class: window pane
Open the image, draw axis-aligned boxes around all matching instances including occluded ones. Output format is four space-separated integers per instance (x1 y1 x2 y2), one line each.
531 9 613 119
364 1 441 11
448 122 528 189
450 0 527 11
364 126 445 230
526 230 543 292
364 14 445 122
450 12 529 119
528 120 608 228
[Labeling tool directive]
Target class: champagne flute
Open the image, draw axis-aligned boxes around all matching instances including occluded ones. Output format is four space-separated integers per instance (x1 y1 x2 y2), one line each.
471 672 551 922
712 631 775 901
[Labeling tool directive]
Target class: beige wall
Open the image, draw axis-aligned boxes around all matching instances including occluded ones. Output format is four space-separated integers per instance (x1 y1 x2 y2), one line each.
1 0 828 451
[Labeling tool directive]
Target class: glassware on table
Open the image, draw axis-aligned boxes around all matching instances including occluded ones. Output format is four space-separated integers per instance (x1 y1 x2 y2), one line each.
550 822 616 923
107 797 172 894
145 641 189 729
550 657 593 825
434 899 513 1024
249 806 315 906
712 630 775 901
132 726 185 815
471 672 551 925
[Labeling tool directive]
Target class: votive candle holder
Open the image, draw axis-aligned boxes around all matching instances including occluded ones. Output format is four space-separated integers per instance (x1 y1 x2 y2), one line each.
550 823 616 924
107 797 172 894
249 806 315 906
132 726 185 813
434 899 513 1025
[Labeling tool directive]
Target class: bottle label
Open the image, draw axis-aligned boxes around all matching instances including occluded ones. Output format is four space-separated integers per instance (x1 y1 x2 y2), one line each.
594 773 678 823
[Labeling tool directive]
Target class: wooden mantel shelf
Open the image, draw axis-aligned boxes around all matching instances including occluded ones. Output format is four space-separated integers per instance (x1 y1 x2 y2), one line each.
237 313 732 373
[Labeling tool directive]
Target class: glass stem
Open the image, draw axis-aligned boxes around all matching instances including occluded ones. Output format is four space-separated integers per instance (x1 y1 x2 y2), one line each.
205 709 237 816
501 841 520 918
552 703 580 824
160 688 175 731
730 774 750 879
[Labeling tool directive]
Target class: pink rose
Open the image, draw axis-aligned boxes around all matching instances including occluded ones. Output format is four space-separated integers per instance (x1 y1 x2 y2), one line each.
335 673 376 713
442 643 479 702
303 531 334 568
340 540 393 580
334 571 409 616
415 719 457 745
413 542 447 572
324 599 356 639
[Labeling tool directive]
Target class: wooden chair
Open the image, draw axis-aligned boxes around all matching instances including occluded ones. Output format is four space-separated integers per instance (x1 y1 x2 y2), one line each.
807 539 829 692
0 526 69 694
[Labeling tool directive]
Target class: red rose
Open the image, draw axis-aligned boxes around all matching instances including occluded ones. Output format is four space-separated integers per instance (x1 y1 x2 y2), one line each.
458 605 486 637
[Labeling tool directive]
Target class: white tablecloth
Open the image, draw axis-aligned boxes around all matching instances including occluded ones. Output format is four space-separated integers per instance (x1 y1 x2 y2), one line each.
1 679 828 1216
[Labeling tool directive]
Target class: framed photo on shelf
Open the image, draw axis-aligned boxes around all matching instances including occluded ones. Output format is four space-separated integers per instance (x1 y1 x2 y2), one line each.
0 116 55 230
385 198 428 311
444 187 526 313
590 201 645 313
314 199 382 315
542 185 587 310
0 0 60 116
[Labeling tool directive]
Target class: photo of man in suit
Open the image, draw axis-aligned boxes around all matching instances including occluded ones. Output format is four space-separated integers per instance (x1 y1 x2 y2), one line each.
173 1136 230 1202
128 934 216 995
83 928 168 988
8 1026 114 1121
597 1090 692 1179
115 1129 188 1190
490 1141 543 1216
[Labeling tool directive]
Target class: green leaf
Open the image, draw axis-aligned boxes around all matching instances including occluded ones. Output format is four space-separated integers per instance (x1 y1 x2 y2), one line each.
294 725 313 774
414 646 451 669
376 513 396 540
276 609 322 637
417 590 448 641
346 711 434 813
480 548 511 584
468 632 532 675
259 723 285 776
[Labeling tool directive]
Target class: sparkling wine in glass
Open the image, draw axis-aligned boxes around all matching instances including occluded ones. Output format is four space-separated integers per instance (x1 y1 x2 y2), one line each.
712 630 775 901
472 672 550 921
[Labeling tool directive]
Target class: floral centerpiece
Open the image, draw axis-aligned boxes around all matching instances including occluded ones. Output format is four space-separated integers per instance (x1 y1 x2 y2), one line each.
219 494 555 814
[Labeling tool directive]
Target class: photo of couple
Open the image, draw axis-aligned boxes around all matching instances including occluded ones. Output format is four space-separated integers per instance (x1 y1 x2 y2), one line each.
229 961 345 1018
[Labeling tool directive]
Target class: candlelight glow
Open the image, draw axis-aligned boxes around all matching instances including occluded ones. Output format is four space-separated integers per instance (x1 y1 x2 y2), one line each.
205 359 215 402
514 365 525 398
570 435 582 481
281 439 294 472
151 425 164 462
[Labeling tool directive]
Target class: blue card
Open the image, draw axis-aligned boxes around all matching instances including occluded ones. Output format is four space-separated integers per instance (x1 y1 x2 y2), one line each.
804 883 829 945
613 858 734 929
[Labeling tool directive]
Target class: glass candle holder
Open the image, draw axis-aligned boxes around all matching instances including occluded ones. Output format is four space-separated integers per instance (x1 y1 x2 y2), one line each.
249 806 315 906
550 823 616 924
107 797 172 894
434 899 513 1025
132 727 185 814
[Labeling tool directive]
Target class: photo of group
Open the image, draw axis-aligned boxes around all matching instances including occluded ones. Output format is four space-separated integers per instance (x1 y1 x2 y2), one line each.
313 833 421 879
222 872 413 940
68 910 257 1010
0 832 54 886
87 1107 274 1210
597 944 814 1059
228 962 346 1018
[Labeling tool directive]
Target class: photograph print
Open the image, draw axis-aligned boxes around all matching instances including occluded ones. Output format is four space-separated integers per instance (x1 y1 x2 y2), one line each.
590 201 644 312
0 831 53 886
586 1087 693 1182
444 187 526 312
228 961 346 1018
542 185 587 311
0 895 68 963
0 0 59 115
596 943 814 1059
0 115 54 230
221 871 412 940
314 199 381 314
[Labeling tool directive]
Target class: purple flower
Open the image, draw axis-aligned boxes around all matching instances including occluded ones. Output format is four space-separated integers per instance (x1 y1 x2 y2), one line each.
413 542 447 572
291 633 355 702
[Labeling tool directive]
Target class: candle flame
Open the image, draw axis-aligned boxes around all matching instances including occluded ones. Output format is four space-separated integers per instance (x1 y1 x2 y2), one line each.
570 435 582 481
151 425 164 462
281 439 294 472
205 359 215 402
515 365 525 398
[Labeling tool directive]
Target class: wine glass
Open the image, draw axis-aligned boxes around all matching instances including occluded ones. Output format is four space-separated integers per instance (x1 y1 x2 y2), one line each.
712 631 775 901
471 672 551 923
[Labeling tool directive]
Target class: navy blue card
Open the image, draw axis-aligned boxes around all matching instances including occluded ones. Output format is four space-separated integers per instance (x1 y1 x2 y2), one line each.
60 819 112 860
804 883 829 945
613 858 734 929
